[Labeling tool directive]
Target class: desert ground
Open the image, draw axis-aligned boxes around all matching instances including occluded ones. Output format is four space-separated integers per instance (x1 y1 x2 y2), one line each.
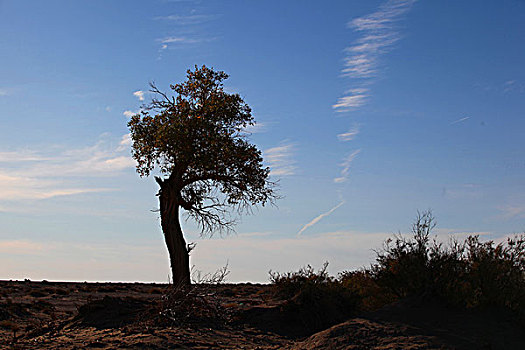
1 280 524 349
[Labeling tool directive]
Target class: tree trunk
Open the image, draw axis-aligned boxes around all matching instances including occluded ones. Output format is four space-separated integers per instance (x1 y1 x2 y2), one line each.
156 177 191 286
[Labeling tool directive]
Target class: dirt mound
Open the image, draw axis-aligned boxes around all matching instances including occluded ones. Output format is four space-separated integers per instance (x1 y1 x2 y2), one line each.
293 296 525 350
238 287 358 338
72 296 149 329
292 318 443 350
2 281 524 349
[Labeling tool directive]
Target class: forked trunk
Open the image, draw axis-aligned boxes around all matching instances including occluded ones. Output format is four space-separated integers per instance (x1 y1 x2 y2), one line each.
157 177 191 286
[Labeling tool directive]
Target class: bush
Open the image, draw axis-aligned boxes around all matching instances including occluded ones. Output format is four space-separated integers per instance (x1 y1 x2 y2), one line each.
268 211 525 331
269 262 332 299
371 210 525 317
339 269 395 311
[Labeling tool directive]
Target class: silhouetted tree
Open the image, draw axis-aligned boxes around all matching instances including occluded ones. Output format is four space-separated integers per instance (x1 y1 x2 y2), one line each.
128 65 277 286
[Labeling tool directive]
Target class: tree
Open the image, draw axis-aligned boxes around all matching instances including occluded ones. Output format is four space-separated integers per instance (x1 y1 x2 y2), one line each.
128 65 277 286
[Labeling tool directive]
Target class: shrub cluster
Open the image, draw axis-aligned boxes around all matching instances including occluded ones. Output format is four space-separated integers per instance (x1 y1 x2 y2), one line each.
270 210 525 325
371 211 525 316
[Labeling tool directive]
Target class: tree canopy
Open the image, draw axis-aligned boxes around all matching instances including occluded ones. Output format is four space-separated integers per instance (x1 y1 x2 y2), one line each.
128 65 277 235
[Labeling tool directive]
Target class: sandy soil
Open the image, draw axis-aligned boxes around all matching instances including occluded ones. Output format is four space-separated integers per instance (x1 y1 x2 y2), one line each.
0 280 523 349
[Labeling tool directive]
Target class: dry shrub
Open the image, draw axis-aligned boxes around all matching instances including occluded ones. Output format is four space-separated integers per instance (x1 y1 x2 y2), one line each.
339 270 395 311
372 210 525 320
153 263 231 328
154 285 227 328
269 210 525 329
191 261 230 284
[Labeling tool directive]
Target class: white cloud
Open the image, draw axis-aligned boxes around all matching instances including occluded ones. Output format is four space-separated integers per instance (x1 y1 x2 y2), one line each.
348 34 400 54
0 171 110 201
159 36 200 44
116 133 132 152
502 80 524 94
0 240 44 254
335 0 416 112
350 0 416 31
154 11 217 54
264 143 296 176
498 205 525 220
297 201 345 236
0 134 135 202
0 151 48 162
334 149 361 183
155 14 216 24
337 125 360 141
0 89 8 96
342 55 376 78
133 90 145 101
242 122 266 134
333 89 368 111
123 110 137 118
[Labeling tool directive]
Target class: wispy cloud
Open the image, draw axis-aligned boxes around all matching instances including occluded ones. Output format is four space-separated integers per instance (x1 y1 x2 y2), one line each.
333 1 416 186
334 149 361 183
123 110 137 118
264 143 296 176
154 6 218 55
0 134 134 202
474 79 525 95
297 201 345 236
155 14 216 24
242 122 266 134
334 0 417 112
158 36 201 44
342 55 376 78
116 133 132 152
498 204 525 220
0 151 48 162
0 172 110 201
337 125 360 141
350 0 416 31
0 240 44 254
333 88 368 111
450 116 470 125
133 90 145 101
503 80 525 94
0 89 8 96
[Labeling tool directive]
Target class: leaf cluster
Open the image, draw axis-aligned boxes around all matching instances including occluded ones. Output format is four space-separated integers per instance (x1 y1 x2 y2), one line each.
128 65 278 234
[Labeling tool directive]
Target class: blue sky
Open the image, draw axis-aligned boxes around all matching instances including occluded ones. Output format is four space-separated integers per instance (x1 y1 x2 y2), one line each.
1 0 524 282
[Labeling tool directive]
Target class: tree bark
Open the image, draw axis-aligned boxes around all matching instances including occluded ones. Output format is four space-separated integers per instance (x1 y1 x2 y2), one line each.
156 177 191 286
